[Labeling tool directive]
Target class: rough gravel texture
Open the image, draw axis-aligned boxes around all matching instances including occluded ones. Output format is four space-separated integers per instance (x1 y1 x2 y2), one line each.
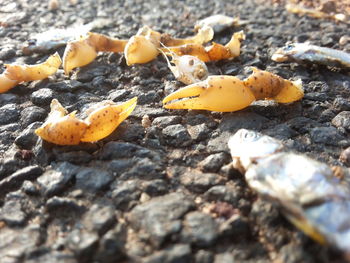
0 0 349 262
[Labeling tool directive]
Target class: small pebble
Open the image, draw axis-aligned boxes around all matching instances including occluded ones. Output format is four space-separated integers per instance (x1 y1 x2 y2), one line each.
141 114 152 128
128 192 194 247
66 229 99 261
195 250 214 263
111 180 140 210
31 88 54 106
310 126 344 146
0 47 16 60
180 170 225 193
0 103 20 125
339 35 349 45
205 185 241 206
94 224 127 262
108 89 129 101
143 244 192 263
199 152 230 172
48 0 59 10
162 124 192 147
332 111 350 131
0 198 27 226
75 167 113 192
20 106 46 126
340 147 350 166
333 97 350 111
188 123 211 141
37 162 79 197
21 180 39 195
14 122 41 149
181 211 218 247
46 196 85 212
214 253 234 263
0 165 43 194
83 204 116 236
152 115 182 129
0 93 18 105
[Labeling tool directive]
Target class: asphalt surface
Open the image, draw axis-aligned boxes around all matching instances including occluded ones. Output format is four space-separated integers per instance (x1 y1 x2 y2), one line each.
0 0 349 262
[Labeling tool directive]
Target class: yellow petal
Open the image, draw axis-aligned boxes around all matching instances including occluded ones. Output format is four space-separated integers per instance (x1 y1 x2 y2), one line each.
5 53 62 82
80 97 137 142
63 38 97 75
124 36 159 66
164 76 255 112
35 113 88 145
0 73 19 93
273 79 304 103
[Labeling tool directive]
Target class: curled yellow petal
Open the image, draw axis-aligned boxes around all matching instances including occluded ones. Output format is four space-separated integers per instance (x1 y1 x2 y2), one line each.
161 25 214 46
35 98 138 145
0 73 19 93
35 99 88 145
243 67 304 103
199 30 245 61
80 97 137 142
5 52 62 82
272 79 304 103
165 44 211 62
124 35 159 66
0 53 61 93
163 68 303 113
62 32 128 74
63 36 98 75
136 25 162 46
163 76 255 112
225 30 245 58
87 32 128 53
243 67 285 100
206 42 232 61
162 31 245 62
162 82 207 104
